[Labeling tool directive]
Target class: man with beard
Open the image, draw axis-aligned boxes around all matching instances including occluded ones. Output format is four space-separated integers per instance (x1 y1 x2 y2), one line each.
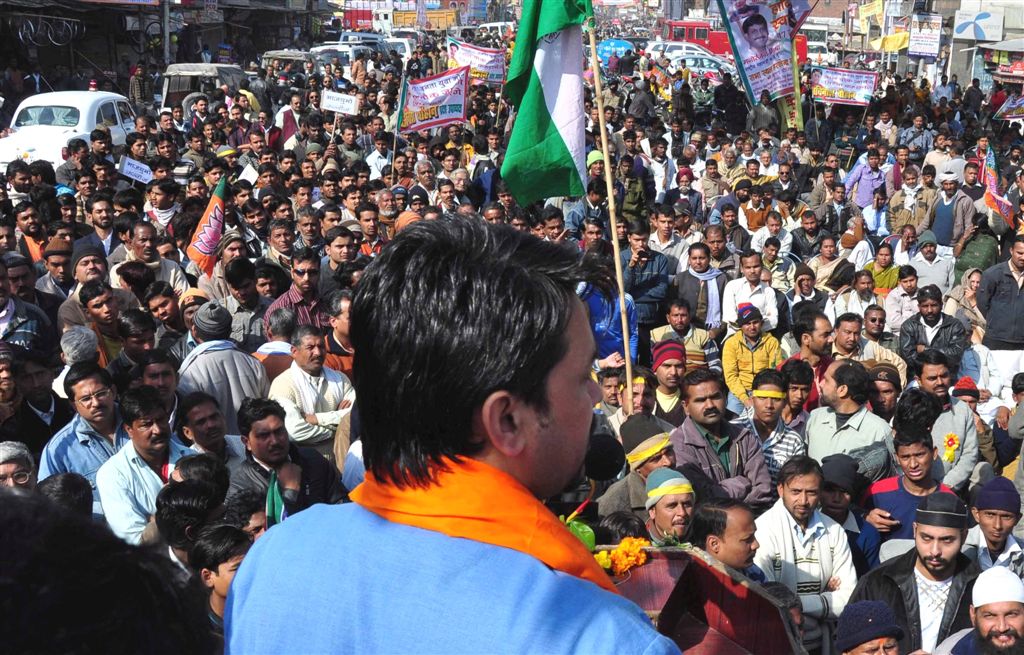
806 360 892 463
180 392 245 472
898 285 967 374
754 456 857 654
936 566 1024 654
831 313 907 385
644 467 695 547
863 304 900 352
95 385 191 544
867 363 902 423
912 231 956 294
780 309 833 411
671 368 773 511
850 493 980 654
790 210 830 260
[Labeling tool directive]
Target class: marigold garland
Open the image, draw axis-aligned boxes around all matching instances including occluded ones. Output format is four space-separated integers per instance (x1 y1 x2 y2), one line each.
594 537 650 576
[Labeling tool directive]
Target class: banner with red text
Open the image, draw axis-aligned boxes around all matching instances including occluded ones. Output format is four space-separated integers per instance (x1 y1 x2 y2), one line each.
397 66 470 133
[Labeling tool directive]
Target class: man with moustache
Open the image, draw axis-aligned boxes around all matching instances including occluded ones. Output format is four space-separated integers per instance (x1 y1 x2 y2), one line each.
850 493 980 654
644 468 695 547
934 566 1024 655
95 386 192 544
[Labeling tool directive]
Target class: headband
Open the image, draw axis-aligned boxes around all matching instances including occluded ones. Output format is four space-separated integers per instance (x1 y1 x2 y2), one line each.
752 389 786 399
625 436 671 464
648 483 694 498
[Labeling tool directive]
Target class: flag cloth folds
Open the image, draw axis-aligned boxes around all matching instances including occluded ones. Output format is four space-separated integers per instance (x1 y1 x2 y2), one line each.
500 0 591 204
982 146 1013 228
185 177 227 278
266 470 288 529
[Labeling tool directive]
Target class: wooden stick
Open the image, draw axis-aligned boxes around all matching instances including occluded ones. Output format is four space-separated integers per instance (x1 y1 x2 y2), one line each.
587 21 634 414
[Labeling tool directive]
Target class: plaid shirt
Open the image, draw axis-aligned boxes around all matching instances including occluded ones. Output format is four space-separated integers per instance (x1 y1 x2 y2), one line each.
731 415 806 489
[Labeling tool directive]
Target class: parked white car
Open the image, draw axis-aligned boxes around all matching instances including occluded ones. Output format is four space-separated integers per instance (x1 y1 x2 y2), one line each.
0 91 135 170
649 40 715 60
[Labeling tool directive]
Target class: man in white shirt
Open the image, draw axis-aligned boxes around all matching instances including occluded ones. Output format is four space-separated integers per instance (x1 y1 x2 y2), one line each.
365 131 393 181
647 206 688 273
750 212 792 256
722 250 778 335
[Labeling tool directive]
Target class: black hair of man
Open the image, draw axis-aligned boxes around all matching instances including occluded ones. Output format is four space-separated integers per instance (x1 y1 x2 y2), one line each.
685 498 752 550
350 219 613 488
189 524 253 576
237 397 286 438
833 361 871 405
892 387 942 446
36 472 93 518
682 368 727 398
776 455 823 487
63 361 114 401
155 479 222 551
120 385 167 426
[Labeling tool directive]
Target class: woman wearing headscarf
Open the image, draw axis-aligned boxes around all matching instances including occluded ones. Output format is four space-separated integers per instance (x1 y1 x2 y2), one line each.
943 267 986 344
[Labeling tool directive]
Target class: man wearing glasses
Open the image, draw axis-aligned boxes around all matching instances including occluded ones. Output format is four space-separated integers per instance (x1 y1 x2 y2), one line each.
37 363 130 519
0 441 36 491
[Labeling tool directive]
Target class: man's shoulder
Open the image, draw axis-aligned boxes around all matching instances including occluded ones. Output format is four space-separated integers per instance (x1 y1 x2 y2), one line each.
229 504 677 654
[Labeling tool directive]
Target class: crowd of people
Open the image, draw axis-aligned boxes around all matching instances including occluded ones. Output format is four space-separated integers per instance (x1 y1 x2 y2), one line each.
4 18 1024 655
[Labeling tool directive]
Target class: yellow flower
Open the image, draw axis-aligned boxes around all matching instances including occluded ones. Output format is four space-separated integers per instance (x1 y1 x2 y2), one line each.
608 537 650 576
594 551 612 570
943 432 960 463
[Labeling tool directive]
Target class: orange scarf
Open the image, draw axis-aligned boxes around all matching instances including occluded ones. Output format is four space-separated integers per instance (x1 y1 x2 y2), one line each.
350 457 618 594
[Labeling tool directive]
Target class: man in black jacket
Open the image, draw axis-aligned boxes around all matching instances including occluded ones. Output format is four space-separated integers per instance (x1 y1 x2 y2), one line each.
228 397 345 515
849 493 979 654
978 235 1024 407
898 284 967 375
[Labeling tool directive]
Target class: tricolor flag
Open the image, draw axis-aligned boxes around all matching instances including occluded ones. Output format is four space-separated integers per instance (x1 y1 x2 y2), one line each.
500 0 591 204
185 177 227 277
982 146 1013 228
266 470 288 529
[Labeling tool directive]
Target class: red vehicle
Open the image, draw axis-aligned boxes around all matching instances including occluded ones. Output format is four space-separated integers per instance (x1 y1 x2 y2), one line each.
658 19 808 64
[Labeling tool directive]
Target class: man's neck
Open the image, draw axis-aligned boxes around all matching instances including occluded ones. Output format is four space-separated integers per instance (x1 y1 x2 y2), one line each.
914 558 953 583
902 474 937 497
657 384 678 398
696 419 722 438
801 348 821 367
209 593 227 620
780 404 800 423
832 398 861 415
136 445 167 472
752 416 776 440
93 225 112 239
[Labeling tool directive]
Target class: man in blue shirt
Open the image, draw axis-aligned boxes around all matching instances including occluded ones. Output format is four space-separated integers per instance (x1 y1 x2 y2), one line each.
227 220 680 654
845 148 886 209
37 362 130 519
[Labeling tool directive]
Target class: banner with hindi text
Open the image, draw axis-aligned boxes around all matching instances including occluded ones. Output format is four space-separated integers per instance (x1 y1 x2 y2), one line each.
715 0 797 104
446 37 506 85
994 95 1024 121
397 66 470 133
810 67 878 106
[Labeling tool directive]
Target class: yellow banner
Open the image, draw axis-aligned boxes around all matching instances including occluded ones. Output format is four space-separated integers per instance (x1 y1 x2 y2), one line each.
870 32 910 52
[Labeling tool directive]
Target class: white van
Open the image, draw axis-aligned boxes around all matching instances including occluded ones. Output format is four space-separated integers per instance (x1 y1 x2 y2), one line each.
385 37 414 60
478 22 515 35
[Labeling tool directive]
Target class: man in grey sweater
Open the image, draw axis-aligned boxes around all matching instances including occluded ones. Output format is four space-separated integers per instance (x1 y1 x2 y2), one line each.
917 349 978 494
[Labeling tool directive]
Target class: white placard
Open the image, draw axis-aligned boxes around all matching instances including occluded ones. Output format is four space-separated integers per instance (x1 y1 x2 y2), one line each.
119 157 153 184
238 164 258 185
321 90 361 116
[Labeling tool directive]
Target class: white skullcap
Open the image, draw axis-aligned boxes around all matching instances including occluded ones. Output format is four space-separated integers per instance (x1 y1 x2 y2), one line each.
973 566 1024 608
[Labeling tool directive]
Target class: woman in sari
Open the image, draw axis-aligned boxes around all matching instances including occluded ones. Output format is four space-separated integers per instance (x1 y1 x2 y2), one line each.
865 242 899 298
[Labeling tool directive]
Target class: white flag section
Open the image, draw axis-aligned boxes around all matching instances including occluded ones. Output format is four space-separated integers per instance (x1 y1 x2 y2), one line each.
501 24 587 203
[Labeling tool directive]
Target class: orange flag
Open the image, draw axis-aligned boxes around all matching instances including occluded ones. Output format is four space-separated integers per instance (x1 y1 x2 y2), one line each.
185 177 226 278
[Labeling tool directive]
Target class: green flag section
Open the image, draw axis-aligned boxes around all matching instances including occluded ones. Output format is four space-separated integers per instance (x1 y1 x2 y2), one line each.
500 0 592 205
266 470 288 529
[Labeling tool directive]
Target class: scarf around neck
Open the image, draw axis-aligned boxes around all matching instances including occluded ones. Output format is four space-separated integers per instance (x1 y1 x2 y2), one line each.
687 267 723 329
351 457 619 594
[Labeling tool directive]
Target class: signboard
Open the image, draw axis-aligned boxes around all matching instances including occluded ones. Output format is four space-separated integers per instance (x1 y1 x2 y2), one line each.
908 13 941 58
398 66 470 133
321 90 361 115
238 164 259 185
953 9 1003 42
994 95 1024 121
119 157 153 184
595 39 633 65
716 0 797 102
810 67 878 106
446 37 506 85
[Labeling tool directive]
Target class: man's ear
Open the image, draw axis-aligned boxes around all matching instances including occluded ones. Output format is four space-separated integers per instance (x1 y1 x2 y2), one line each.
476 390 530 458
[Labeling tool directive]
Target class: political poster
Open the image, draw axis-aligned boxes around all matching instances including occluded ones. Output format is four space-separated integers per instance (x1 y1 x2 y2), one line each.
809 67 878 106
909 13 942 58
397 66 470 133
446 37 506 85
715 0 797 104
994 95 1024 121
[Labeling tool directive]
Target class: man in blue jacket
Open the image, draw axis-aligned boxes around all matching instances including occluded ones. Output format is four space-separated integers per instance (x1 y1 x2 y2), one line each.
621 219 669 367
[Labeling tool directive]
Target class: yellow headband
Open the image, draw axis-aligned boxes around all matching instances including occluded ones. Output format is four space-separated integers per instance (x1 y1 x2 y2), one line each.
648 483 694 498
619 376 648 390
752 389 786 399
625 436 671 464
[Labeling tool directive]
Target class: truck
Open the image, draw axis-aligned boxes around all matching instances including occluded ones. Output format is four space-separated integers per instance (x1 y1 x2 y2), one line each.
656 18 808 65
369 8 460 33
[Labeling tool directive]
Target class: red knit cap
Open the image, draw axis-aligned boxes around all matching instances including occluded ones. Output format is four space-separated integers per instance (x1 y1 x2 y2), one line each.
951 376 979 400
652 340 686 371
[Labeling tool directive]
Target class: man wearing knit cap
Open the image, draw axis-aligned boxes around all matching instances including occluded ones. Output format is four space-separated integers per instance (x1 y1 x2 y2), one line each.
963 477 1024 572
834 601 904 655
721 302 780 414
820 453 881 576
177 303 269 435
850 493 980 653
934 566 1024 654
786 263 829 315
597 414 678 523
912 230 955 294
57 243 141 333
867 363 902 423
644 467 694 547
37 236 74 299
651 340 686 427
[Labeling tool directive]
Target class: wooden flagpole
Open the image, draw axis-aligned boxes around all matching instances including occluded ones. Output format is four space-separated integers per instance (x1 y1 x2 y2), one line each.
586 20 634 413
